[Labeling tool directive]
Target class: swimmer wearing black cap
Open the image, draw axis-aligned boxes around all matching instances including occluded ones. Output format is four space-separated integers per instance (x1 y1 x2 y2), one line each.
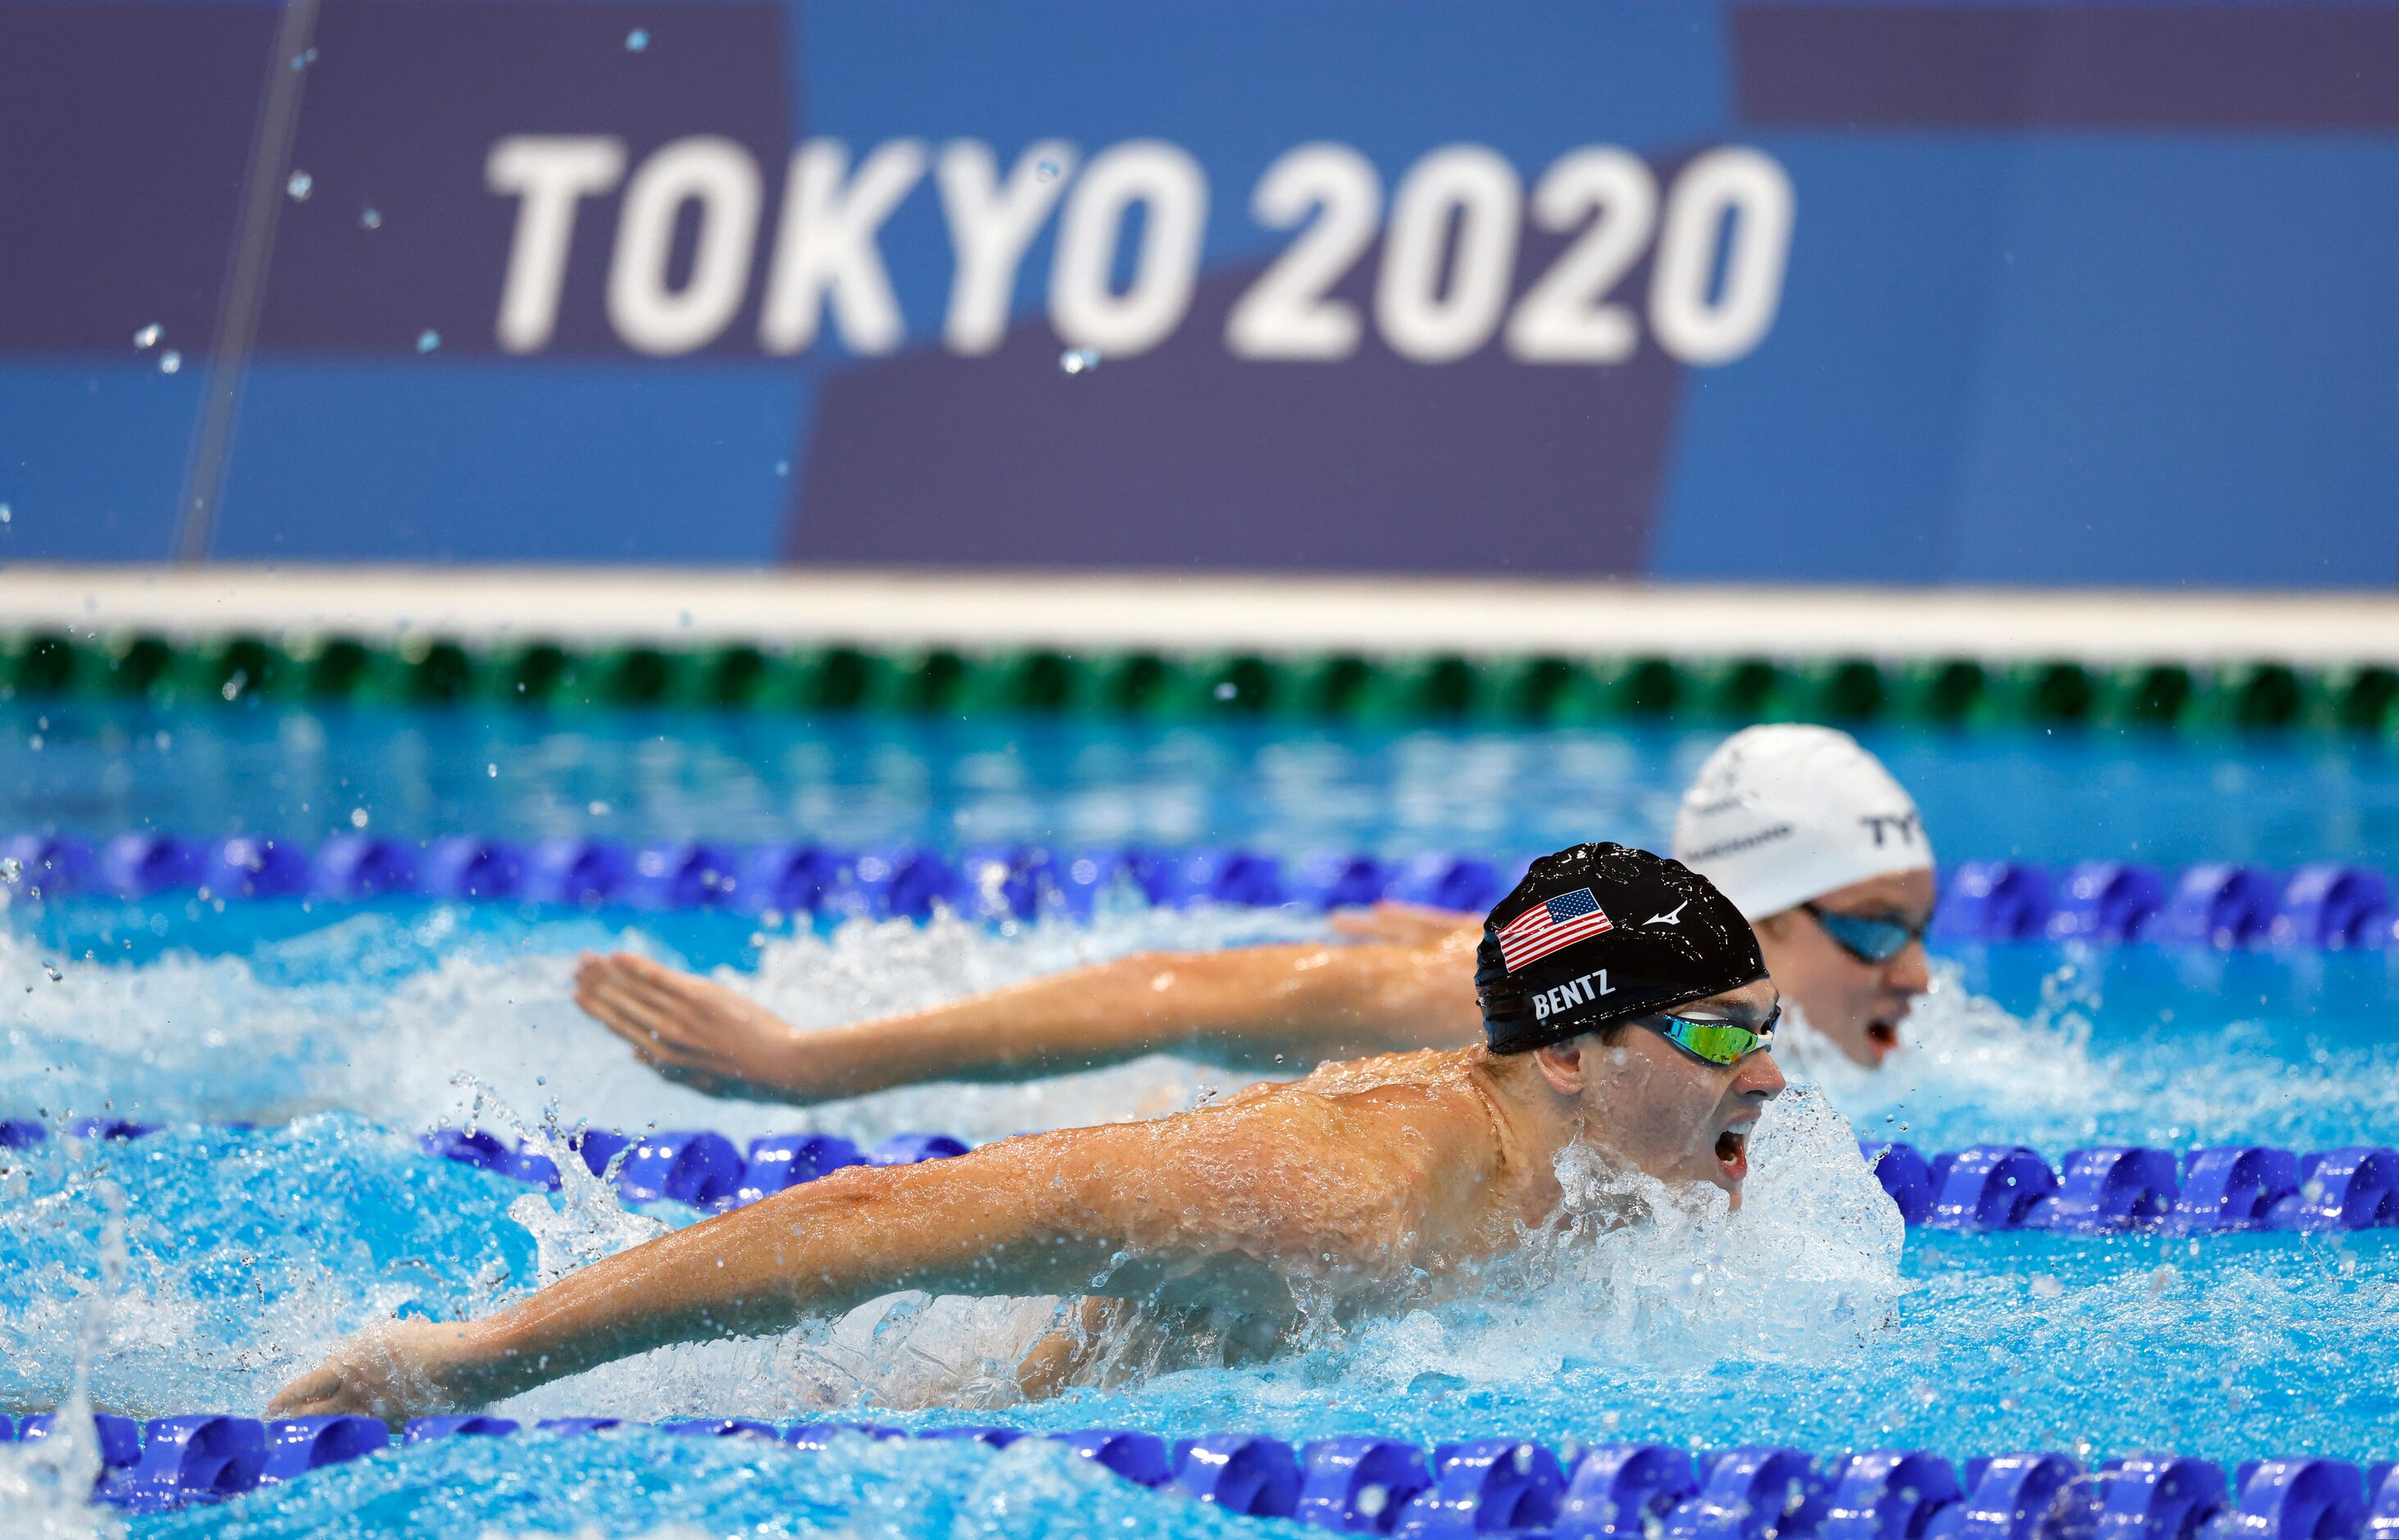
271 845 1783 1421
571 725 1928 1099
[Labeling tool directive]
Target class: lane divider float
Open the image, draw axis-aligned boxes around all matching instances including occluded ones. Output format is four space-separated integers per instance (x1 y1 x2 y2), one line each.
2 834 2392 951
0 1119 967 1213
8 1120 2392 1236
1860 1142 2399 1235
6 1409 2396 1535
5 629 2395 737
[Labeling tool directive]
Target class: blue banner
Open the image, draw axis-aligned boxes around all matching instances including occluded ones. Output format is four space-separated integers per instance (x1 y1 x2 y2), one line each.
2 0 2396 585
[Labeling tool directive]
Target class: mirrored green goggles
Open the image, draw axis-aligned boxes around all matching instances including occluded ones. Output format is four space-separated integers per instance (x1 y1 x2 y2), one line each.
1637 1003 1781 1067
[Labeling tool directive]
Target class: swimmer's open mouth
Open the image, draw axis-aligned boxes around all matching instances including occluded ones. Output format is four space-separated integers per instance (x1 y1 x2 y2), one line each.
1865 1019 1900 1050
1715 1125 1750 1182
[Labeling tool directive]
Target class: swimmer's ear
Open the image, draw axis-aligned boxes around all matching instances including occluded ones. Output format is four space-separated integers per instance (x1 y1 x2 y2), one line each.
1529 1040 1589 1096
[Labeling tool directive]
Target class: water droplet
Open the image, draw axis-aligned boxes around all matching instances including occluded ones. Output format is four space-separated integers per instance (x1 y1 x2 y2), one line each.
289 46 317 71
1357 1485 1388 1518
134 324 162 350
157 350 182 375
2030 1273 2063 1300
1059 346 1099 375
0 504 11 526
286 170 313 201
588 800 611 817
349 807 369 829
677 610 693 628
360 207 382 230
1212 681 1237 700
773 459 790 476
486 763 498 777
625 27 650 50
1035 157 1063 182
416 330 441 353
43 963 62 982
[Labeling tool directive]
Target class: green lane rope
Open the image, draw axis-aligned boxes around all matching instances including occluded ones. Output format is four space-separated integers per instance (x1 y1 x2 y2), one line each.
2 630 2394 735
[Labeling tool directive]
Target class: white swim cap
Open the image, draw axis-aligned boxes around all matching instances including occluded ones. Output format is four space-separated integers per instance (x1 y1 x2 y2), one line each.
1671 724 1934 922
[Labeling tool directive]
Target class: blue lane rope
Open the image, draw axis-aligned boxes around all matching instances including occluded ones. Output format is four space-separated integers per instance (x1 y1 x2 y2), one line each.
6 1410 2396 1535
0 833 2392 950
5 1120 2393 1235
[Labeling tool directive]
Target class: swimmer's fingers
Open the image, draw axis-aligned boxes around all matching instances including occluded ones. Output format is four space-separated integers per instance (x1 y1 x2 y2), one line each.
609 959 736 1021
578 978 757 1093
607 950 707 994
577 975 700 1058
266 1365 344 1417
589 993 700 1064
579 953 735 1030
572 950 642 996
265 1357 396 1424
572 951 688 1008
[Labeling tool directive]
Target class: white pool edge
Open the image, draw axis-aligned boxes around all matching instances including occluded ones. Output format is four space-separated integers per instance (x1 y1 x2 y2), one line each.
2 564 2395 665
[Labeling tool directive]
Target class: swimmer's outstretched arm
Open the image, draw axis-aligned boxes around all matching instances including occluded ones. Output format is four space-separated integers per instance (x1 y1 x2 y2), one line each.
267 1092 1454 1422
573 904 1481 1103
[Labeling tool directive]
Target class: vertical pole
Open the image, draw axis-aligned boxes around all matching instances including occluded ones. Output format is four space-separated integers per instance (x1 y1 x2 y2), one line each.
174 0 321 564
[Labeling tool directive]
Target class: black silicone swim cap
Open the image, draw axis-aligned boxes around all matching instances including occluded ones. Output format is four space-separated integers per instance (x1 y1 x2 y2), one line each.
1478 842 1765 1055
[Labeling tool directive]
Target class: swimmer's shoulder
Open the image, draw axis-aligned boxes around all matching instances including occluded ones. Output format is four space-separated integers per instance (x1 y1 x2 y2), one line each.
1223 1047 1503 1158
1279 1046 1491 1102
1168 1049 1507 1255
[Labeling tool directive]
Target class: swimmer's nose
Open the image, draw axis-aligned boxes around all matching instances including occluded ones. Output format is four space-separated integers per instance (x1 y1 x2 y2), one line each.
1740 1048 1786 1100
1885 941 1931 997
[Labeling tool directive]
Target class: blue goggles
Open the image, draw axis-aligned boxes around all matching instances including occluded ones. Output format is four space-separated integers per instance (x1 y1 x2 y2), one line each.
1801 902 1930 965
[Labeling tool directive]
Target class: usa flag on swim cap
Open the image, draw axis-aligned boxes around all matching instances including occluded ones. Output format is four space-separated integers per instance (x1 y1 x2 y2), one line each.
1496 886 1613 970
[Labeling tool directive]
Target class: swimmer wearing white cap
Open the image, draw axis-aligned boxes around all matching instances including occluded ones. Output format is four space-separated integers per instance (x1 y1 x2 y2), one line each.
1669 724 1934 1070
572 724 1934 1095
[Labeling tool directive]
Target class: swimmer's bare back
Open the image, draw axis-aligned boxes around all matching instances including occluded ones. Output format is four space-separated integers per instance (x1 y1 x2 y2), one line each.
269 1047 1552 1424
572 903 1485 1104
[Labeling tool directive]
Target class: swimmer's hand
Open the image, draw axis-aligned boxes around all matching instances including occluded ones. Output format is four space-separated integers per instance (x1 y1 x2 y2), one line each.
267 1319 499 1428
1327 901 1480 950
574 951 809 1100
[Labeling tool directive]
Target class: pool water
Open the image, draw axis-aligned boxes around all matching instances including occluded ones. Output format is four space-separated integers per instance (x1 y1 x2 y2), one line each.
4 701 2399 865
1 708 2394 1538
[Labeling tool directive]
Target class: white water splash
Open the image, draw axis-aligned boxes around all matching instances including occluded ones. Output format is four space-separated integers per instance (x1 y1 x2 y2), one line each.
1310 1085 1904 1398
457 1078 673 1287
1 1182 128 1539
1793 955 2399 1150
476 1529 714 1540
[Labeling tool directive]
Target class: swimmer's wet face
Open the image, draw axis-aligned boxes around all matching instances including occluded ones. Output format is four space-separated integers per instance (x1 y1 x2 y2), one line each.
1528 977 1786 1195
1753 867 1934 1068
1477 842 1781 1197
1672 723 1937 1073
